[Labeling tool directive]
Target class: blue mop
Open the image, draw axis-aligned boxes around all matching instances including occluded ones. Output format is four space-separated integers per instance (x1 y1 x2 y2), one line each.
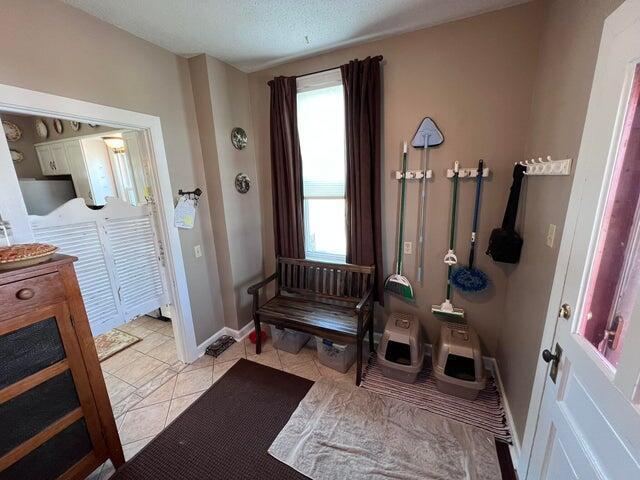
452 159 489 292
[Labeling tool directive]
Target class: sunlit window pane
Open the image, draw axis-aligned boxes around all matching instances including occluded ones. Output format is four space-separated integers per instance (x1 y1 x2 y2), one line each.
297 74 346 263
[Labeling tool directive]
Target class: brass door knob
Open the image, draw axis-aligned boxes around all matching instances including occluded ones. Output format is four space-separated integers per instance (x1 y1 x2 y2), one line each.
559 303 572 319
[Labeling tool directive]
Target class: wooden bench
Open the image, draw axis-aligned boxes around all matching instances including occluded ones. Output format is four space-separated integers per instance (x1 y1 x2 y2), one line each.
248 257 375 385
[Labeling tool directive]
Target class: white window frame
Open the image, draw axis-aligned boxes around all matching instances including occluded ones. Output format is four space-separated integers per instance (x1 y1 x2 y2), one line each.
296 69 347 264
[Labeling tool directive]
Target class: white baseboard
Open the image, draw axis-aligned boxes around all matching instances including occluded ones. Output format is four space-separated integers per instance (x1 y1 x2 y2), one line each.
196 322 255 356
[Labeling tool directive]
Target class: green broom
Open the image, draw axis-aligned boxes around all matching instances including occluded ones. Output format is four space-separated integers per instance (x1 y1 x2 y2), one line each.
385 143 415 301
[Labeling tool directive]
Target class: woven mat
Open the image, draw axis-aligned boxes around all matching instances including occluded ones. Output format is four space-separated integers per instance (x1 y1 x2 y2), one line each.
361 355 512 442
94 329 141 362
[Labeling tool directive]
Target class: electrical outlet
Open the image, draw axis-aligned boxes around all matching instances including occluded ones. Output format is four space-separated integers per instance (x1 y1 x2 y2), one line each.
403 241 413 255
194 245 202 258
546 224 557 248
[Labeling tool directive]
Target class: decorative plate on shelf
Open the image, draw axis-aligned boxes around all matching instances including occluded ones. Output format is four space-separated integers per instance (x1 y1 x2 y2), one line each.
0 243 58 270
70 121 80 131
235 173 251 194
10 149 24 163
35 118 48 139
231 127 247 150
2 120 22 142
53 119 63 134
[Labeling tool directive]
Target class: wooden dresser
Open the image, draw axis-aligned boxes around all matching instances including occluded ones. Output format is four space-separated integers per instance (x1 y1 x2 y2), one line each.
0 254 124 479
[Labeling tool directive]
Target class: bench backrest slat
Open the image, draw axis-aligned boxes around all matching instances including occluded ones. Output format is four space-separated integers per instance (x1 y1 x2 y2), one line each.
277 257 374 303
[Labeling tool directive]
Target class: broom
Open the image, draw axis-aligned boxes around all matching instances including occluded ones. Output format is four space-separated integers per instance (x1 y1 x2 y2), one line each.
385 143 414 301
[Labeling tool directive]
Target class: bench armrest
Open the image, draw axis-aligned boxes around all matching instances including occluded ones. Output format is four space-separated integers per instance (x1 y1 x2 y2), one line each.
247 272 278 295
355 286 374 315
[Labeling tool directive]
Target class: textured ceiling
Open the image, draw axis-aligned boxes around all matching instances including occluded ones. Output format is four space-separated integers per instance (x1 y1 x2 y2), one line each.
62 0 528 72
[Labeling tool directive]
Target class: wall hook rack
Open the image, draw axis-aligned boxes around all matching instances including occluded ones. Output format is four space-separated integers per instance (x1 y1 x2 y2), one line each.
516 156 572 176
446 166 490 178
393 169 433 180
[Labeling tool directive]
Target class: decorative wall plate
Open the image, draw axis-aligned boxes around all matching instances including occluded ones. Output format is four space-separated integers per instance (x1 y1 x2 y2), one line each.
2 120 22 142
53 118 63 134
35 118 48 139
235 173 251 194
70 121 80 131
231 127 248 150
10 149 24 163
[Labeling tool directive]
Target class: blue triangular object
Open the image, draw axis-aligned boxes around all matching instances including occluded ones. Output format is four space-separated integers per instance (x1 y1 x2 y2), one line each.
411 117 444 148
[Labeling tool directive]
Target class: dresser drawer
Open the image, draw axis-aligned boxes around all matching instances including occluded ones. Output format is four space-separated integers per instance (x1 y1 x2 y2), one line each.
0 273 66 320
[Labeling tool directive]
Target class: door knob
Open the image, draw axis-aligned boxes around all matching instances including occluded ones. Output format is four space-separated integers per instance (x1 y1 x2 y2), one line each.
542 349 558 363
542 343 563 383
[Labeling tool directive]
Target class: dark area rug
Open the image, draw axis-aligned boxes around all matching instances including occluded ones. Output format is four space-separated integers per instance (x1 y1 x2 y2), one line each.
110 358 312 480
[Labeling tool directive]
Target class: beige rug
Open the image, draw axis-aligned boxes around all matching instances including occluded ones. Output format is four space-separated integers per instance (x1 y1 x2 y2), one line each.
95 329 141 362
269 378 501 480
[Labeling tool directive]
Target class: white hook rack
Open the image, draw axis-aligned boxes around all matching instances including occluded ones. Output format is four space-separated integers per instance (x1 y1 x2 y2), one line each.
446 167 490 178
516 156 572 176
393 169 433 180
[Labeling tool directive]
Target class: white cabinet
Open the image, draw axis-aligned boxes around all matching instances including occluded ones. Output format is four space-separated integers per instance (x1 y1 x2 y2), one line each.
35 138 116 207
35 143 70 175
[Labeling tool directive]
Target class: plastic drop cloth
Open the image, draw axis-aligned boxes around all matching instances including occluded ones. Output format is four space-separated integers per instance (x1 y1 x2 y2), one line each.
269 378 501 480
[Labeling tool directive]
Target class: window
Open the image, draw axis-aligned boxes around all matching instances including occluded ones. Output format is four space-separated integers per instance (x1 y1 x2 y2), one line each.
297 69 347 263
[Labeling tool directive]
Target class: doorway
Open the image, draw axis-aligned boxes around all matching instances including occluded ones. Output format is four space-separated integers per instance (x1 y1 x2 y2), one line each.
0 82 199 365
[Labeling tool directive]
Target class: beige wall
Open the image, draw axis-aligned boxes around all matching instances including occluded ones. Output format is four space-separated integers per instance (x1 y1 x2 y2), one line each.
497 0 625 440
0 0 225 344
189 55 263 331
249 2 544 355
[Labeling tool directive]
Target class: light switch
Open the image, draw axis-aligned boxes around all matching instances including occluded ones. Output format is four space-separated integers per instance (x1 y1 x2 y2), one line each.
403 241 413 255
546 224 557 248
194 245 202 258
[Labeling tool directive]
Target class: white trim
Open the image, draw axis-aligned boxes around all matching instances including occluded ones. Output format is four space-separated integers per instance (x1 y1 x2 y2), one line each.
196 321 255 356
0 82 199 363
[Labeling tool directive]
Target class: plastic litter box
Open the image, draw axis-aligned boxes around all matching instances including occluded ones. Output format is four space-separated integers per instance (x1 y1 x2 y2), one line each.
377 313 423 383
270 325 310 353
315 337 356 373
432 324 486 400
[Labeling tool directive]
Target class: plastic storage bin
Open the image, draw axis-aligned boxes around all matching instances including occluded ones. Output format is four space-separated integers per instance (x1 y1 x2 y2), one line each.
270 325 310 353
315 337 356 373
432 324 486 400
377 313 423 383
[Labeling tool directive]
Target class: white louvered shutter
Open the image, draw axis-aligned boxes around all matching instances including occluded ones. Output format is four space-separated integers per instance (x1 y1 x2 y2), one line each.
32 221 122 335
106 215 167 319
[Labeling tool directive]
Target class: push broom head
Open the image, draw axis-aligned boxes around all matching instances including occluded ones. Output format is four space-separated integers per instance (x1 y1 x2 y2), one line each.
431 300 465 322
385 274 415 301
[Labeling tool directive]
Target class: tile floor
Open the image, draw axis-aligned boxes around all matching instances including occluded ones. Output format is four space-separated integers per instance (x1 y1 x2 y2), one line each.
89 318 361 479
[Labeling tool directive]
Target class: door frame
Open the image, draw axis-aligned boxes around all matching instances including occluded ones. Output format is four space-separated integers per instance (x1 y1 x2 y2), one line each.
0 82 199 363
517 0 640 475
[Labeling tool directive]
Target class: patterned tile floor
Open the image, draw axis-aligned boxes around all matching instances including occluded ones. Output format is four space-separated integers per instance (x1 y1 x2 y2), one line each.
88 317 360 479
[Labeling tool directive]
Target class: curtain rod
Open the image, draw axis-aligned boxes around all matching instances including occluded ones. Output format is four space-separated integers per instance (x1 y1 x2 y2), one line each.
267 55 383 85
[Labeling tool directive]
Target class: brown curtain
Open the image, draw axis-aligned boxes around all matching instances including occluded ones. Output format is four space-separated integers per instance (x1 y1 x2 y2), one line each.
341 56 384 303
269 76 305 258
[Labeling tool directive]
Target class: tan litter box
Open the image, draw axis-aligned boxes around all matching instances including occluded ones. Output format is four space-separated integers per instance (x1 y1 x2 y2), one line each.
377 313 423 383
432 324 486 400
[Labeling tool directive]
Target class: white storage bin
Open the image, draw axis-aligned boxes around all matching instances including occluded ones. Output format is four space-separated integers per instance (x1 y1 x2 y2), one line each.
315 336 356 374
270 325 310 353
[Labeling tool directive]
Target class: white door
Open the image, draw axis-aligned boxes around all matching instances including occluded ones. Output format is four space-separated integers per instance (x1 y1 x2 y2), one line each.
527 1 640 478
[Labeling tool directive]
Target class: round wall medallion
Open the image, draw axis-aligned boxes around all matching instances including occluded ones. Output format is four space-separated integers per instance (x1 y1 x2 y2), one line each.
70 121 80 131
235 173 251 194
53 118 63 134
231 127 247 150
2 120 22 142
35 118 48 139
10 149 24 163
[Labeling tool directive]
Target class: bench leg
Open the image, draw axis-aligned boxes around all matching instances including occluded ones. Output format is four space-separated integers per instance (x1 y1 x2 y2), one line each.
356 337 362 386
254 316 261 355
368 321 375 353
